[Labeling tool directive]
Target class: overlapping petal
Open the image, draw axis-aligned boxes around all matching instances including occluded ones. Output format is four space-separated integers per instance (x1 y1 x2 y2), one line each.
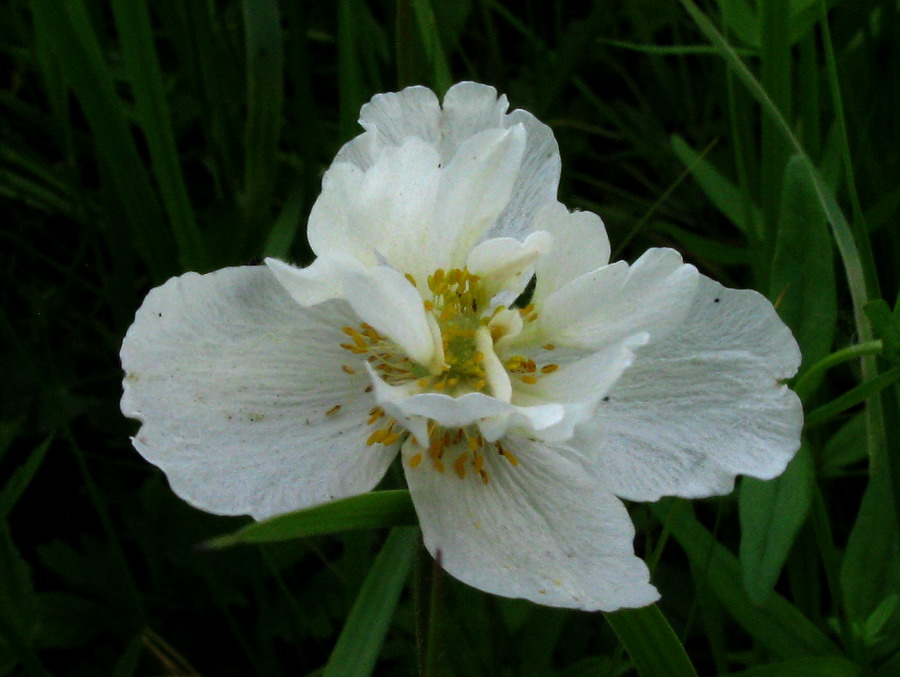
404 434 659 611
121 267 396 519
573 276 803 502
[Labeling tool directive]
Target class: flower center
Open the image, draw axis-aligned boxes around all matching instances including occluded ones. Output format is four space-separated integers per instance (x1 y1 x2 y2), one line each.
336 266 560 481
418 267 492 393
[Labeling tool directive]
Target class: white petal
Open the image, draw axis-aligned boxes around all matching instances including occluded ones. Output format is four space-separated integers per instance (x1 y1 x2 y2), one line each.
353 139 443 276
120 266 396 519
306 162 373 263
265 256 357 306
519 333 647 404
405 434 659 611
540 248 699 349
335 86 441 168
466 231 552 298
439 82 509 156
431 126 527 269
533 203 611 305
490 110 562 241
575 276 803 502
342 266 436 367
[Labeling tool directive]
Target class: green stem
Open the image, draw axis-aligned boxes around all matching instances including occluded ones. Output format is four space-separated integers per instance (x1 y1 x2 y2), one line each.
794 340 883 401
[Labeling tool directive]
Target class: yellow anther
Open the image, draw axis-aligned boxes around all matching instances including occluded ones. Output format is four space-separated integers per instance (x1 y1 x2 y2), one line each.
524 359 537 373
382 432 401 446
479 469 490 484
519 303 535 315
366 429 386 446
542 343 556 350
433 458 446 473
454 452 469 478
408 453 423 468
404 273 417 287
342 365 356 375
367 409 385 425
499 447 519 466
423 300 434 311
467 434 482 452
418 377 431 388
520 375 538 384
540 364 559 374
326 404 342 416
473 452 484 473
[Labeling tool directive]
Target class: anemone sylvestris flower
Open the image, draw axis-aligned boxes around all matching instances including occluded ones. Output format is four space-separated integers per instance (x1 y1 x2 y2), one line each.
121 83 803 611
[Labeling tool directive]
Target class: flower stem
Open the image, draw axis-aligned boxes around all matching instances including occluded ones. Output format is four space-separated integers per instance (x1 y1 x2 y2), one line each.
414 536 444 677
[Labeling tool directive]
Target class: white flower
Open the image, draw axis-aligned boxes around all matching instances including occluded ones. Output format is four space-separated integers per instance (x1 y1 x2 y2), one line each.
120 83 803 611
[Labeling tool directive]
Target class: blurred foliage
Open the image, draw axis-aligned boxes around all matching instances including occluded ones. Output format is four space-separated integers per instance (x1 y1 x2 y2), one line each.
1 0 899 674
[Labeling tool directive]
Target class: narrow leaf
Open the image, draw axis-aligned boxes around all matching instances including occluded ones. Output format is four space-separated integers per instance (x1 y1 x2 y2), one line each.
0 437 52 521
322 527 418 677
654 500 839 658
770 153 837 371
739 445 814 604
670 134 760 235
203 490 417 548
603 604 698 677
724 655 862 677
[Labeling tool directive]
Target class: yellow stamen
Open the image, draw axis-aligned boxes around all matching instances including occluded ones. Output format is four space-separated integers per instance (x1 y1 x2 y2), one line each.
404 273 417 287
408 453 423 468
520 374 538 384
326 404 341 416
454 452 469 478
341 365 356 375
542 343 556 350
540 364 559 374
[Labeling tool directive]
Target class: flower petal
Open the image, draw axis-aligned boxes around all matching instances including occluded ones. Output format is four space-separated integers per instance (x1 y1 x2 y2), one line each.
431 125 527 269
404 434 659 611
574 276 803 502
342 266 437 368
336 85 442 168
120 266 396 519
465 231 552 299
533 203 611 305
490 108 561 241
265 256 358 307
538 248 699 349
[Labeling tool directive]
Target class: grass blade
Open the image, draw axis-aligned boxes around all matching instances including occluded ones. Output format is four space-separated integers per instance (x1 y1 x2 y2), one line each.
322 527 418 677
655 500 839 658
29 0 175 281
203 490 417 548
110 0 207 270
739 445 815 605
603 604 698 677
241 0 284 231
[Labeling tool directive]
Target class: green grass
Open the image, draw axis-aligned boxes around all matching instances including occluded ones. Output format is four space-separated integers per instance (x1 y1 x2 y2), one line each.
2 0 899 674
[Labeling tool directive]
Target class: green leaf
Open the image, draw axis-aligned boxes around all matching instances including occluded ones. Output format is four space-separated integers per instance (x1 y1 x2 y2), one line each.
321 527 418 677
841 465 900 652
110 0 207 270
409 0 453 94
0 437 52 521
739 444 815 604
28 0 175 281
770 153 837 371
670 134 761 235
603 604 698 677
723 655 863 677
805 367 900 429
241 0 284 230
865 300 900 364
654 500 839 658
203 490 417 548
0 526 44 676
821 414 868 476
